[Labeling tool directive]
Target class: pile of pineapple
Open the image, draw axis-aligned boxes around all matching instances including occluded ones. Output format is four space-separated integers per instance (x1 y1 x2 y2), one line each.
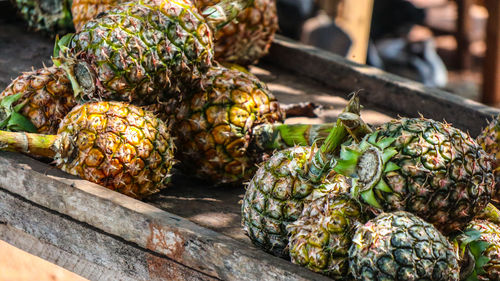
4 0 500 280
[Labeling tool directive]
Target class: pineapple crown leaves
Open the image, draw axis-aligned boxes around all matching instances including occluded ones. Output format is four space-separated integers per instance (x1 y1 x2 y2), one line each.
53 33 74 59
455 229 492 281
202 0 254 31
0 93 38 133
334 131 400 209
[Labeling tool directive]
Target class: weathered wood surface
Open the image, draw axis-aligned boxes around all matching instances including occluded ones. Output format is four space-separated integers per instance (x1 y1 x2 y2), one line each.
1 5 499 280
266 35 500 136
0 152 332 281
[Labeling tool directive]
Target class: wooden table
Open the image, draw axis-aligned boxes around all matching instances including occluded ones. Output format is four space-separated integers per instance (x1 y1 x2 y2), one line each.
1 12 499 281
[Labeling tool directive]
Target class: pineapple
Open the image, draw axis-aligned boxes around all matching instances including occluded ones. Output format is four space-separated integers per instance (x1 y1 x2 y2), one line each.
71 0 117 31
334 117 495 234
71 0 276 65
287 192 368 278
11 0 74 35
242 95 372 257
164 64 284 184
349 211 460 281
0 101 175 199
454 220 500 280
477 114 500 207
193 0 278 65
0 66 77 134
54 0 253 104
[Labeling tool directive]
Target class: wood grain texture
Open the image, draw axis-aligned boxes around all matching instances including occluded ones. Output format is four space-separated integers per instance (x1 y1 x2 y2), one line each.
266 35 500 136
0 151 332 281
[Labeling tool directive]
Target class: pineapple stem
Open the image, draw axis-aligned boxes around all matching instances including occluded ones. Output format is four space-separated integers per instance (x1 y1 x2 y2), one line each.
202 0 254 31
308 93 372 182
0 131 57 158
251 123 336 151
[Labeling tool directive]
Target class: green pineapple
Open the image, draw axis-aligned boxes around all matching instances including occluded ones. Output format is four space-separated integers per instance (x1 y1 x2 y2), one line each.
11 0 74 35
334 117 495 234
477 114 500 207
287 192 368 278
454 220 500 280
349 211 460 280
53 0 254 104
242 95 372 257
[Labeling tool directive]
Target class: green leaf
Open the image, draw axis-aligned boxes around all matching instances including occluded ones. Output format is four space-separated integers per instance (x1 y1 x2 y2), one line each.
0 92 23 109
375 179 392 193
367 131 379 144
462 230 482 245
382 148 398 163
377 137 396 150
334 158 357 177
7 112 37 133
383 161 400 173
360 189 382 209
53 33 74 58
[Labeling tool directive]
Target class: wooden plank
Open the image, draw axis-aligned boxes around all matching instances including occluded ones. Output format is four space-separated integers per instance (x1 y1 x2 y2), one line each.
266 35 500 136
0 151 332 281
0 192 216 281
481 0 500 105
335 0 374 63
456 0 473 69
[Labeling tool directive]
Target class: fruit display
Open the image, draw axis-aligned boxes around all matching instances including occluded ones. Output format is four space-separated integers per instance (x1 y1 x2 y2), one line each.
71 0 277 65
349 211 460 280
0 101 175 199
454 220 500 280
193 0 278 65
477 114 500 207
287 192 368 278
242 95 373 257
334 117 495 234
0 65 77 134
53 0 252 104
10 0 74 35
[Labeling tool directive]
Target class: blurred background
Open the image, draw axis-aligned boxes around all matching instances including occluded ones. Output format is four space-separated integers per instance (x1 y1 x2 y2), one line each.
276 0 500 106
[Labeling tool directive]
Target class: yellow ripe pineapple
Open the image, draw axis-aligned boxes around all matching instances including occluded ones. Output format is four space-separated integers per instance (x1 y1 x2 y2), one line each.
193 0 278 65
72 0 117 31
0 101 176 199
164 64 284 184
0 66 77 134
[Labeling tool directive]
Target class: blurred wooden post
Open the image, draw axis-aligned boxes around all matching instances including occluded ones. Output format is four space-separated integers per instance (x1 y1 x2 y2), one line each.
481 0 500 105
456 0 473 69
334 0 374 64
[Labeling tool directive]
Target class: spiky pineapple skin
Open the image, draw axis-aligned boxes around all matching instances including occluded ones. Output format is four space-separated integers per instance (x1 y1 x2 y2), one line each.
464 220 500 280
242 145 350 257
0 66 77 134
71 0 116 31
54 101 175 199
338 117 495 234
59 0 214 104
193 0 278 65
477 115 500 207
287 192 367 278
349 211 460 281
11 0 74 35
164 65 283 184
